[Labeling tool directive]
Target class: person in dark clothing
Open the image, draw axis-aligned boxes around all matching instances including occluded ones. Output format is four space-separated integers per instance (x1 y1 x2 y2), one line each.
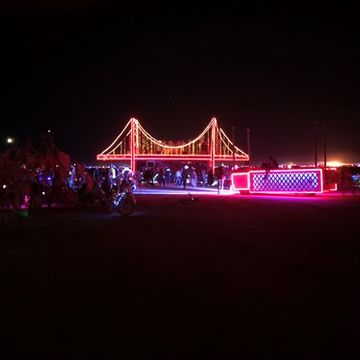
182 165 190 189
261 156 279 180
101 175 111 196
268 156 279 169
165 169 172 186
78 182 88 207
217 165 226 191
207 168 214 186
157 168 165 186
143 168 154 186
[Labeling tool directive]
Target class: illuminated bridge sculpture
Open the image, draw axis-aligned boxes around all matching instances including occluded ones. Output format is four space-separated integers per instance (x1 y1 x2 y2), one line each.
97 117 249 171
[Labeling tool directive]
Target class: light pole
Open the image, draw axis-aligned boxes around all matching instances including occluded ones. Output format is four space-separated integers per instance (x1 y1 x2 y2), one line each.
314 121 318 167
247 128 251 167
323 121 327 170
231 126 235 170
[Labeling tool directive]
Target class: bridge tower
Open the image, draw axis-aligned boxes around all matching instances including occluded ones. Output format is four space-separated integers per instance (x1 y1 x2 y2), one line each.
130 118 138 173
96 117 249 170
210 117 217 173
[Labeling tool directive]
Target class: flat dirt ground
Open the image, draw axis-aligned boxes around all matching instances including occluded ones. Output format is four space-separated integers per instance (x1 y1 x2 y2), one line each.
1 193 360 359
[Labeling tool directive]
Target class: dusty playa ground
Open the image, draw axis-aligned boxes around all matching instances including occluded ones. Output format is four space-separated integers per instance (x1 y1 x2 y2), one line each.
1 193 360 358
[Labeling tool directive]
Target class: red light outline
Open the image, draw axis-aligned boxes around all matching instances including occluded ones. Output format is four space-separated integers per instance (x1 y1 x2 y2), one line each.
231 172 250 191
97 154 249 161
96 117 249 168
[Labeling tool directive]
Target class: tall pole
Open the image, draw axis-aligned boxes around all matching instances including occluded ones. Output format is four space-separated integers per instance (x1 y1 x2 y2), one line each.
323 121 327 170
314 121 318 168
130 118 136 173
231 126 235 170
210 117 217 173
247 128 251 167
323 121 327 187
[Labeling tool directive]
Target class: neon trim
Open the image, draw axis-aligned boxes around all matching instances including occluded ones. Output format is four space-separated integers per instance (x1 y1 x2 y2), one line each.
219 128 249 157
137 119 213 149
97 154 249 161
97 117 249 165
98 119 132 154
231 172 250 191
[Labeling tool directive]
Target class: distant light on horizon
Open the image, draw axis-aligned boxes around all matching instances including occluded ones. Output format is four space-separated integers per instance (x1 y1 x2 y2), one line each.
6 137 14 144
325 161 347 167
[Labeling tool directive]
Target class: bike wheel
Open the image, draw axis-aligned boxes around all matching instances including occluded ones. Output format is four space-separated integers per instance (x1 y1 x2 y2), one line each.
118 198 135 216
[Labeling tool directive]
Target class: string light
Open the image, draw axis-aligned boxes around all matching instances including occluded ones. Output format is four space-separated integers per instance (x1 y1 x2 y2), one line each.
97 117 249 163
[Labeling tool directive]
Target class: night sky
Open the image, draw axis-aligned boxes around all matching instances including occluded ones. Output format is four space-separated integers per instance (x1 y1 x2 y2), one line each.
1 1 359 164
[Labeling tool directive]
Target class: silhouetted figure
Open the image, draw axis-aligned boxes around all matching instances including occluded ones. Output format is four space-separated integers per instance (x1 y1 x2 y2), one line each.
175 169 182 186
190 168 198 187
207 168 214 186
165 169 172 185
143 168 154 186
268 156 279 169
182 165 190 189
201 168 207 186
340 167 357 196
215 165 226 191
78 182 88 207
157 168 165 186
261 156 278 180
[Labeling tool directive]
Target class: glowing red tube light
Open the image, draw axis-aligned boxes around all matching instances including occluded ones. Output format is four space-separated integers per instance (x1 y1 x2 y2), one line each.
231 172 250 191
97 154 248 161
96 117 249 171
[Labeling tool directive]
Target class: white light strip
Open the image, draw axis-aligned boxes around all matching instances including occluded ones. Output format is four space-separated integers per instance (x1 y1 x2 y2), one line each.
99 118 132 154
137 118 213 149
219 128 248 157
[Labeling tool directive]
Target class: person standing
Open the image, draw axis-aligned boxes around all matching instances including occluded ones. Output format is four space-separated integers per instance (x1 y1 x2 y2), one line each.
207 168 214 187
182 165 189 189
157 168 165 186
191 168 198 187
175 169 182 187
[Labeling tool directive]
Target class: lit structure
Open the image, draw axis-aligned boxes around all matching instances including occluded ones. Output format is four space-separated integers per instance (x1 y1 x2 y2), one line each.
97 117 249 171
231 168 324 194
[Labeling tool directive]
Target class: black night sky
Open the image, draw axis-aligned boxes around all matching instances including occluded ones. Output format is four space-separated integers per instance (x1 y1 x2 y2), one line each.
1 1 359 164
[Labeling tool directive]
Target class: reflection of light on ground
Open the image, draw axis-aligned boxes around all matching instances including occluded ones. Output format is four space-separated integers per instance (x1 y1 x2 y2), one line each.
236 194 326 202
134 187 236 196
133 187 360 201
95 210 148 219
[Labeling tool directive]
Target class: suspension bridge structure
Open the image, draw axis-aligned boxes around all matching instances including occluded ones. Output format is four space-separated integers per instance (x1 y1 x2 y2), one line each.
96 117 249 172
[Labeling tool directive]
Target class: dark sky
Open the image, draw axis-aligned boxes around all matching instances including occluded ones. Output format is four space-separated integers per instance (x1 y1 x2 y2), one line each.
1 1 359 164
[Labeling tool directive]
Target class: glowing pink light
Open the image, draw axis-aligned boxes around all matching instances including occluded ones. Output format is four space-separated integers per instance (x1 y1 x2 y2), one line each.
231 172 249 191
96 117 249 169
97 154 248 161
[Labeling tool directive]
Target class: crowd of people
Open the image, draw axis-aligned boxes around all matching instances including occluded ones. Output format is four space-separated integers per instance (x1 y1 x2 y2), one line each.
0 132 280 217
2 136 358 219
0 133 234 217
0 141 282 216
131 164 231 190
0 135 95 215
